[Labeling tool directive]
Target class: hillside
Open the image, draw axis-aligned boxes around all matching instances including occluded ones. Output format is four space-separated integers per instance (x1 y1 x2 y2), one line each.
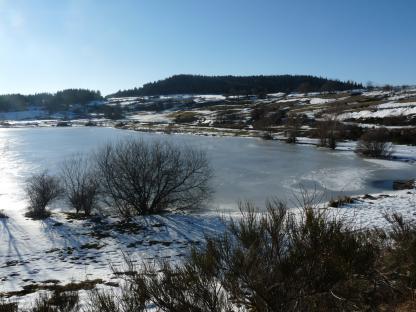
108 74 362 97
0 89 103 113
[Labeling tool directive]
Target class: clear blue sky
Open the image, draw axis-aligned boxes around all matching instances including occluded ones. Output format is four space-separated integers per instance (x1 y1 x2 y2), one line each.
0 0 415 95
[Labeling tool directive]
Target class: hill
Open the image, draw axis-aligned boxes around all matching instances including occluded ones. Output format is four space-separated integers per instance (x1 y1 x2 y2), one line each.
109 74 362 97
0 89 103 113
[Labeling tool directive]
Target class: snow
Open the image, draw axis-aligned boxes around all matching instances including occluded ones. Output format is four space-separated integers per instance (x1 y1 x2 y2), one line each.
377 101 416 109
338 102 416 120
0 199 225 294
194 95 226 102
267 92 285 98
158 94 193 100
309 98 335 105
277 98 309 103
388 94 412 101
2 187 415 302
3 187 414 308
108 97 141 102
107 100 140 107
335 188 416 229
362 90 390 97
127 112 172 123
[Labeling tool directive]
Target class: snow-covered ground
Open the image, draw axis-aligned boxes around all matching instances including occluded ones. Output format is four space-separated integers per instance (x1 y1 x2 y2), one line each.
338 102 416 120
309 97 337 105
194 94 226 102
0 208 224 294
345 188 415 228
1 185 415 302
128 111 172 123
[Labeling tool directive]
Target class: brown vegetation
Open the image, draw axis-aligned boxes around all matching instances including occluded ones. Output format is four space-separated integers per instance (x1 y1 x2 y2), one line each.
61 155 100 216
96 139 212 218
356 127 393 158
5 199 416 310
24 171 62 219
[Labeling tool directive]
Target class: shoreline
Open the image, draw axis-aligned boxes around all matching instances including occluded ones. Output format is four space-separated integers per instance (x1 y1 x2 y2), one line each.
3 119 415 164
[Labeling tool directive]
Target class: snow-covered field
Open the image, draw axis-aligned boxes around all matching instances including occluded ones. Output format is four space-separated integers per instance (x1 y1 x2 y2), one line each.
338 188 416 229
0 205 224 294
338 102 416 120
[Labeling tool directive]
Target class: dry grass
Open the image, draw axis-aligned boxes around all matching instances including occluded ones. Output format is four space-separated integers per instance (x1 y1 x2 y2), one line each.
167 111 199 123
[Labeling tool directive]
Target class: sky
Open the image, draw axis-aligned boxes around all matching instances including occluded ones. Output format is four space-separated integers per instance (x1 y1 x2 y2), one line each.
0 0 415 95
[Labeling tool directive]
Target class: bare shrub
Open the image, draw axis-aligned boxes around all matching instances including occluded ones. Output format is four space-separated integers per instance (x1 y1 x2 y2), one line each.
0 298 18 312
356 127 393 158
85 283 147 312
329 195 354 207
87 201 382 311
61 155 100 216
261 130 273 140
316 115 338 149
0 210 9 219
17 203 416 310
25 171 62 219
85 290 124 312
96 139 212 218
31 291 80 312
212 202 380 311
384 213 416 289
88 251 231 312
285 114 303 143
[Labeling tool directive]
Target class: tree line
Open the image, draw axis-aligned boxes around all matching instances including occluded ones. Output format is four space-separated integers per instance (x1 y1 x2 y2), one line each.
109 74 363 97
0 89 103 113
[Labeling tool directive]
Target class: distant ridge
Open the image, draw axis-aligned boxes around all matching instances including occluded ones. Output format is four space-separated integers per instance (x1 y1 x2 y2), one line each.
108 74 362 97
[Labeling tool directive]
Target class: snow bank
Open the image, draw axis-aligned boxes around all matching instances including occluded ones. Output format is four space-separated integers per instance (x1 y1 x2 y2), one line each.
338 103 416 120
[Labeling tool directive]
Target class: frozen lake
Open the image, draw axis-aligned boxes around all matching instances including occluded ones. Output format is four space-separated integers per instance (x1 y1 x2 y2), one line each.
0 127 415 212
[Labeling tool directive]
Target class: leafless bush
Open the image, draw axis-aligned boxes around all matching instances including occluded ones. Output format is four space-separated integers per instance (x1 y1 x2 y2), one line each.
383 213 416 290
61 155 100 216
211 202 381 311
261 130 273 140
356 127 393 158
25 171 62 219
31 291 80 312
0 298 18 312
87 250 231 312
85 282 147 312
83 200 381 311
316 115 338 149
0 210 9 219
16 201 416 310
285 114 303 143
96 139 212 218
